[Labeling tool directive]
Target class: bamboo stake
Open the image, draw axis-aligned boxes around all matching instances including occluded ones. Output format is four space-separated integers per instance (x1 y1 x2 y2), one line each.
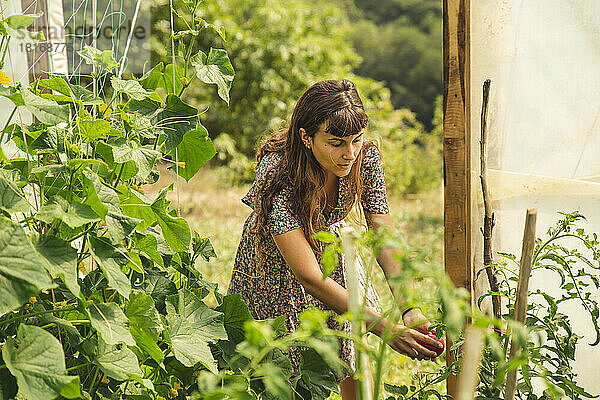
455 327 486 400
504 209 537 400
341 227 372 400
479 79 501 320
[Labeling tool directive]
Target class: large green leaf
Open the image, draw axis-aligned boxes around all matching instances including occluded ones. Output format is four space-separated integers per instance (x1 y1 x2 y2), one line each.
3 13 41 30
121 186 188 254
191 48 234 104
94 338 143 381
0 85 24 106
0 169 28 213
255 362 292 399
174 125 216 181
141 270 177 313
2 325 81 400
78 118 110 141
83 169 118 218
69 83 102 105
36 196 101 228
139 63 185 95
165 289 227 372
129 95 162 117
154 95 198 152
39 77 71 96
77 45 118 71
111 77 150 101
83 170 140 243
104 211 140 244
165 314 218 372
125 290 164 363
88 236 131 298
39 77 101 105
30 124 67 153
118 185 157 231
111 139 160 180
150 186 191 252
139 62 165 91
0 216 53 314
166 289 227 341
133 233 164 268
36 304 82 344
21 88 70 125
297 349 338 400
88 302 135 346
215 294 253 345
162 64 186 96
35 235 80 297
0 366 17 399
3 14 44 44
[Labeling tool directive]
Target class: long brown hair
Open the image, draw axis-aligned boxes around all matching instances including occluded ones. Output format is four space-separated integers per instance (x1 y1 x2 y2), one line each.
251 79 374 267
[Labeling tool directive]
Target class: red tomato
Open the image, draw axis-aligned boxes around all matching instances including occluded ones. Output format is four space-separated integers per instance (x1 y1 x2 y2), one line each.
415 330 445 356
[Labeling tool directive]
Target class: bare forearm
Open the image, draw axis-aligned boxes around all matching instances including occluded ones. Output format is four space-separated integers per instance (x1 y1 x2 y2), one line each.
375 246 407 303
299 275 388 336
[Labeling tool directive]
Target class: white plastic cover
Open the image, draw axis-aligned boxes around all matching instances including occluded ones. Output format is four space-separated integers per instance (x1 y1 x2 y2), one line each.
471 0 600 393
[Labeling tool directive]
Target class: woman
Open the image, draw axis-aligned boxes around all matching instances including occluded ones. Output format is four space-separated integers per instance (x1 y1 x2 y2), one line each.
228 79 442 399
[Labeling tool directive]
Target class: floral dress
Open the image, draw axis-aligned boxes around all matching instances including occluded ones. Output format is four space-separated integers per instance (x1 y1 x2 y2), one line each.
227 144 390 382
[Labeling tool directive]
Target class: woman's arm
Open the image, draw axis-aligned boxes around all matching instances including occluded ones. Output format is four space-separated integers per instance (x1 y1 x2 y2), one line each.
272 227 441 359
365 213 431 332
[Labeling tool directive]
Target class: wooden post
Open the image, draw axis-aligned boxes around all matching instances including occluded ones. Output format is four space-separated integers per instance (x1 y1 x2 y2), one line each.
504 209 537 400
444 0 471 396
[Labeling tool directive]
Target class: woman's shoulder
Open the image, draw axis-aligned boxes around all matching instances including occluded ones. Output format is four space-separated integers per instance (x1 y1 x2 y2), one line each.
360 140 383 172
241 151 284 207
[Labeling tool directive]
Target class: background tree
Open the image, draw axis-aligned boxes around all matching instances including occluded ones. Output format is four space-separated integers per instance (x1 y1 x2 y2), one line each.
349 0 442 129
150 0 442 195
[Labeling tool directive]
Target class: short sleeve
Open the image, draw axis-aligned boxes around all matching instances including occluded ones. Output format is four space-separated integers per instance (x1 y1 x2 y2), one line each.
240 151 301 236
241 152 281 208
360 144 390 214
267 188 301 236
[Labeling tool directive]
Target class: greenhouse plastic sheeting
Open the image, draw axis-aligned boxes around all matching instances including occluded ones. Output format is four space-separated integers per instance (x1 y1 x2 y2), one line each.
471 0 600 393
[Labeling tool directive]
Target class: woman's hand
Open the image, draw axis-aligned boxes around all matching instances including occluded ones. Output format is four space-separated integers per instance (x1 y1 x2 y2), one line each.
402 308 431 333
387 324 443 361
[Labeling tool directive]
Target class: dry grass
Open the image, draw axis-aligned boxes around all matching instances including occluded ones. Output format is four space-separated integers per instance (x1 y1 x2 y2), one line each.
143 164 446 396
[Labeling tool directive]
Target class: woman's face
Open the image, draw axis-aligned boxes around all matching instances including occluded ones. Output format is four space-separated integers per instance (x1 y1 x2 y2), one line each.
301 123 364 178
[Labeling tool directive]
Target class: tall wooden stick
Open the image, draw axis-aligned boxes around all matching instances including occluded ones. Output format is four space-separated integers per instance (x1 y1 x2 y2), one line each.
479 79 501 320
504 209 537 400
341 227 372 400
455 327 486 400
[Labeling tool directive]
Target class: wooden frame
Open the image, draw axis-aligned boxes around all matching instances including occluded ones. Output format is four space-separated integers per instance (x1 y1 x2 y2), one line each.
443 0 471 396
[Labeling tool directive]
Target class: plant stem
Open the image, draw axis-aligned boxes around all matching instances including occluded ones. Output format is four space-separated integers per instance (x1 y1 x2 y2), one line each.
0 37 11 68
372 340 386 400
89 366 100 395
40 320 90 330
0 105 17 143
113 163 125 187
70 223 98 242
66 362 93 372
0 306 77 327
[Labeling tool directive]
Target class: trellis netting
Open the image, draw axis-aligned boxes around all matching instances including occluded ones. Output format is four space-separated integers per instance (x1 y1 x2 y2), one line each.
0 0 150 147
471 0 600 393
